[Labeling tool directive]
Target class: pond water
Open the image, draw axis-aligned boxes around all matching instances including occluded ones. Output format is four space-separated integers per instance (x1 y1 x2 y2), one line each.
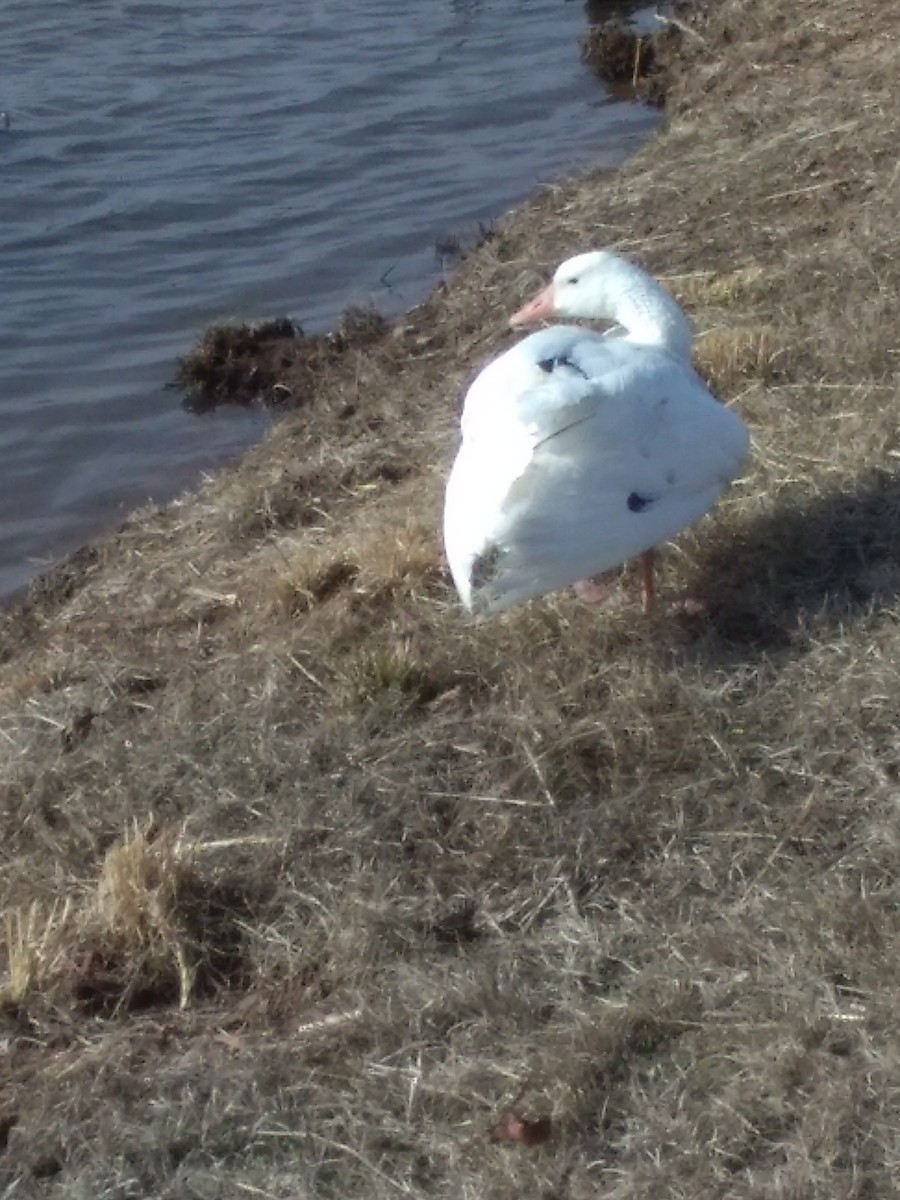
0 0 658 602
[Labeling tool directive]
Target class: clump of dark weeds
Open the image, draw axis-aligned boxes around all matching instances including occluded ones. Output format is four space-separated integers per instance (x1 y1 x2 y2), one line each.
176 305 390 413
176 317 298 412
579 19 680 105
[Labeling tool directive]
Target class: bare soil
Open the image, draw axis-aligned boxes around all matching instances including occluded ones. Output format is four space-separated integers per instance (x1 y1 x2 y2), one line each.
2 0 900 1195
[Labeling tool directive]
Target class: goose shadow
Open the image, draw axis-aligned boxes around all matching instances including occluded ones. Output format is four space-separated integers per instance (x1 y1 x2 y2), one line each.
681 468 900 659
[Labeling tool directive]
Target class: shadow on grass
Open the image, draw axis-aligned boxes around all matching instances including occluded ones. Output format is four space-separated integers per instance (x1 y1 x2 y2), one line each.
686 468 900 656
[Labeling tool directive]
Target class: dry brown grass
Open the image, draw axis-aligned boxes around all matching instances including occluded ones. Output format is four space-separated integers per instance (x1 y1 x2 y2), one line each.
2 0 900 1195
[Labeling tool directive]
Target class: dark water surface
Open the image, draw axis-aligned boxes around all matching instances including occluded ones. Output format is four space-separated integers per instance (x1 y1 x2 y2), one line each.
0 0 657 602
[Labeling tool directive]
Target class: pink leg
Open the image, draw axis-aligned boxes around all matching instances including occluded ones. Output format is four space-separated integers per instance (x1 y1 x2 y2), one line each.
571 568 620 605
574 548 690 616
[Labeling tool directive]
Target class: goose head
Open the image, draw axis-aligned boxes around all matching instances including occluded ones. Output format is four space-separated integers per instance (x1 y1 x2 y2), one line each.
509 249 693 359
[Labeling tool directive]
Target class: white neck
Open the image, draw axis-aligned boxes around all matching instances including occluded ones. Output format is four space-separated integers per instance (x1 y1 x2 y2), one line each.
600 256 693 358
557 252 695 360
613 281 693 358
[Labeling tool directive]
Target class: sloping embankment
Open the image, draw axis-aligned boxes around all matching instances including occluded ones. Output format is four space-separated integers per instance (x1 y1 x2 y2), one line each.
1 1 899 1196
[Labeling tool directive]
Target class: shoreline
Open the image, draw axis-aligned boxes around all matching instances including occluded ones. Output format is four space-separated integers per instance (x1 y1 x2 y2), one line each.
3 0 900 1194
1 16 675 622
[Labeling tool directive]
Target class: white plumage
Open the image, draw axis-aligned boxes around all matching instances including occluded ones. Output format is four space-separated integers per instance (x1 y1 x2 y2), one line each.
443 251 749 615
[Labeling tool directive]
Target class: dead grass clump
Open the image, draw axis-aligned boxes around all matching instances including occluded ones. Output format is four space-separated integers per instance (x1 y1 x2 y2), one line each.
228 452 410 542
229 465 331 540
694 322 786 393
92 822 200 1010
668 263 772 309
335 641 446 712
0 826 255 1020
1 901 75 1009
345 518 447 612
273 513 445 615
277 555 360 614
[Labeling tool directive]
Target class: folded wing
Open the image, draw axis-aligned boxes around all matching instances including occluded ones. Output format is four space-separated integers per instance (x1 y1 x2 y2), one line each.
444 332 748 614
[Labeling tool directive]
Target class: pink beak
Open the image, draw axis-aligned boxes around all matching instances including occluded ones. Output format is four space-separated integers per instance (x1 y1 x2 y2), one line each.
509 283 556 329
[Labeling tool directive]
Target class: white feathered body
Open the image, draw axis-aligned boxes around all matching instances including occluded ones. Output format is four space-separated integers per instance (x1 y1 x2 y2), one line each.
444 325 749 614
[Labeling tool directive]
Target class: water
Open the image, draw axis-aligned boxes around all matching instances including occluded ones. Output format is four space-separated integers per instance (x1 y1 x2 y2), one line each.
0 0 657 603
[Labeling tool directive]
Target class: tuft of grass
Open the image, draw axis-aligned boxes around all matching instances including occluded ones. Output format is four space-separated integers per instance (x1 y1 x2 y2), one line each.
94 822 198 1010
1 900 74 1008
273 512 444 614
694 322 785 392
668 263 772 308
275 554 361 614
335 641 444 712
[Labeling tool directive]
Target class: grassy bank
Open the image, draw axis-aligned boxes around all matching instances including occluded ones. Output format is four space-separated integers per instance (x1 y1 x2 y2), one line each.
3 0 900 1195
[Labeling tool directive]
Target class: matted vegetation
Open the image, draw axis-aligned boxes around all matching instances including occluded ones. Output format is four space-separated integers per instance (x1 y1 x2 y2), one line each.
579 17 677 103
2 0 900 1194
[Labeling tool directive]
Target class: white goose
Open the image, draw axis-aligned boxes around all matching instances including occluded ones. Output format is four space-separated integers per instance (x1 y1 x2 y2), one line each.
443 250 749 615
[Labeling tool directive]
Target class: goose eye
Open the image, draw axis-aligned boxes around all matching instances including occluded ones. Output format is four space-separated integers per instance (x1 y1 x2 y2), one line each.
566 276 579 286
